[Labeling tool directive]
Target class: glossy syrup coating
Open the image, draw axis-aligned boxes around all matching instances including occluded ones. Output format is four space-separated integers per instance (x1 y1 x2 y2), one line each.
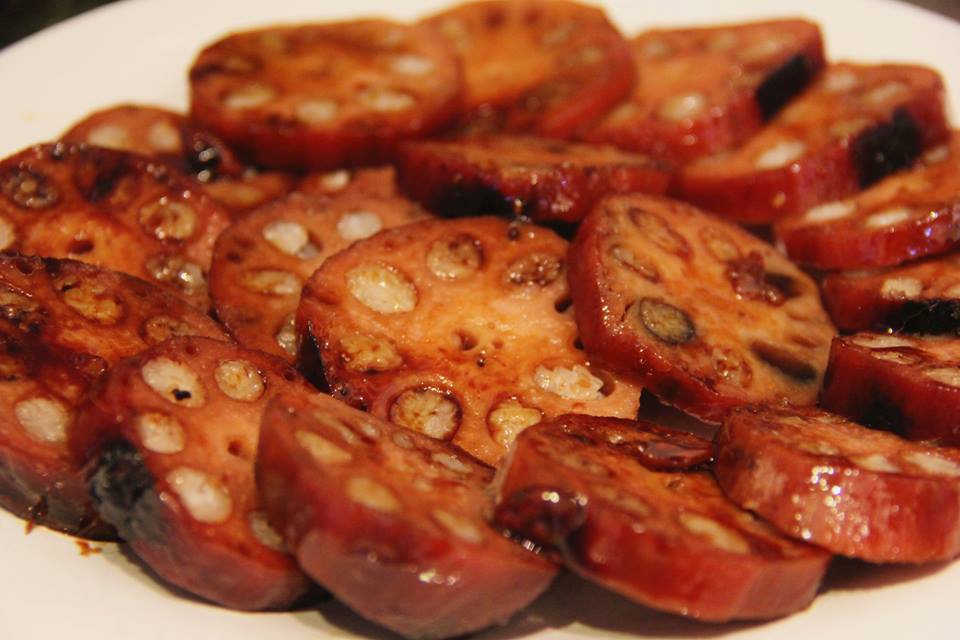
0 143 231 311
397 135 669 223
821 251 960 333
0 256 227 538
209 192 430 360
716 404 960 563
678 63 948 223
297 216 642 466
190 20 462 169
71 337 312 610
257 391 557 638
423 0 634 138
568 193 834 423
493 414 830 622
585 19 825 165
776 134 960 270
822 333 960 445
61 103 295 215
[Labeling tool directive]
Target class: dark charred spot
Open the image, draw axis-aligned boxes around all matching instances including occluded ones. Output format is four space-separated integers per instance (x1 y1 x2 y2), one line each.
725 252 794 305
429 177 517 218
172 389 192 401
554 296 573 313
184 131 225 181
755 54 812 121
72 149 135 204
890 299 960 335
857 392 908 436
852 108 921 188
493 485 587 551
1 167 60 209
751 341 817 381
89 440 167 544
297 321 331 392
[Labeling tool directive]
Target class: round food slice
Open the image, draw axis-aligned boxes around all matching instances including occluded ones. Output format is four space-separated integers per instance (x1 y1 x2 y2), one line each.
821 252 960 332
189 20 461 170
822 333 960 445
297 216 642 466
584 19 825 165
0 143 230 310
61 103 295 214
423 0 633 137
493 414 830 622
569 193 835 422
716 405 960 563
396 135 669 223
0 255 227 538
297 166 397 199
71 336 311 610
209 192 430 360
776 134 960 270
257 391 557 638
678 63 948 223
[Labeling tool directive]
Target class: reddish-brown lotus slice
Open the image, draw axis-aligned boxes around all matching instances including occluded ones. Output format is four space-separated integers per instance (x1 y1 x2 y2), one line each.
678 63 948 223
0 143 230 310
822 333 960 445
0 256 227 538
423 0 633 138
396 136 669 223
61 104 295 214
584 19 825 165
189 20 461 170
716 405 960 563
775 135 960 270
209 192 430 360
297 216 642 466
71 336 311 610
297 166 397 199
493 414 829 622
822 252 960 333
569 193 834 423
257 392 556 638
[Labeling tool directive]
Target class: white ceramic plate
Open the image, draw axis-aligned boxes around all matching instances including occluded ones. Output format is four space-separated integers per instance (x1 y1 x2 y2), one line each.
1 1 959 638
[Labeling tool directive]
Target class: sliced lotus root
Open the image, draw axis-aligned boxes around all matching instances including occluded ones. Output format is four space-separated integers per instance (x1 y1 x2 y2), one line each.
396 135 669 223
569 193 835 422
584 19 824 166
822 252 960 333
493 414 830 622
0 143 230 310
297 216 642 466
0 255 227 538
61 104 295 214
678 63 948 223
71 336 311 609
257 391 556 638
423 0 633 137
822 333 960 446
776 133 960 270
210 192 430 359
189 20 461 170
297 166 397 199
717 404 960 563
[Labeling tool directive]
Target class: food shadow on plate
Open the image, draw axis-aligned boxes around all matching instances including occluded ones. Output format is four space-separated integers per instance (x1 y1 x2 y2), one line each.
102 543 329 611
291 571 759 640
479 571 759 639
822 556 949 593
